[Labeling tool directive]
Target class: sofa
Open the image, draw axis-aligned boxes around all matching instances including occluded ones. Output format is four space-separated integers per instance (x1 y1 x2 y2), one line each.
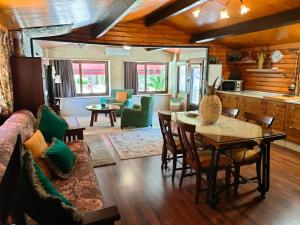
105 89 133 116
0 110 120 225
121 96 154 129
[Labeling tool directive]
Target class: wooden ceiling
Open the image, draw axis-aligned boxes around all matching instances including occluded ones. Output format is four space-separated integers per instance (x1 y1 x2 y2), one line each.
1 0 300 49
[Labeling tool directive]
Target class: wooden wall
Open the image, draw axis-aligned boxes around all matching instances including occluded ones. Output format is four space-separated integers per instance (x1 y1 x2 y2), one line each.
233 42 300 93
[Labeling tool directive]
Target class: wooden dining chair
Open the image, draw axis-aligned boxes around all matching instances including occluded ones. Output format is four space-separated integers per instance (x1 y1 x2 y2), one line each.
176 120 232 203
158 112 183 182
229 112 274 194
222 107 239 119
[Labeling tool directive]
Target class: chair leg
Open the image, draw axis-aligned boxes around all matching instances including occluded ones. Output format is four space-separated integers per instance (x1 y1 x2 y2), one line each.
179 159 186 188
172 154 177 182
161 143 167 170
256 157 262 192
195 171 201 204
234 165 240 194
225 166 231 194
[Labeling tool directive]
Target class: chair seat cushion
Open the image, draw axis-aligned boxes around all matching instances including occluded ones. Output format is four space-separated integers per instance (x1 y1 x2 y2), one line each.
199 150 232 168
51 140 103 213
228 148 259 163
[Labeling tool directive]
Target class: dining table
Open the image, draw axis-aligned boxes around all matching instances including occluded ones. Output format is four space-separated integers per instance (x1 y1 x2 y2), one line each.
172 111 286 207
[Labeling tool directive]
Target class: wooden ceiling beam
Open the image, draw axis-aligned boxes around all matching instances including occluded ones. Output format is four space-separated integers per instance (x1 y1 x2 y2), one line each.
191 7 300 43
145 0 208 26
92 0 143 38
145 47 167 51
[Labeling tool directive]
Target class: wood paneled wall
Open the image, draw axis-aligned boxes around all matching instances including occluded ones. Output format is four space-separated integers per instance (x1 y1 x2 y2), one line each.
233 42 300 93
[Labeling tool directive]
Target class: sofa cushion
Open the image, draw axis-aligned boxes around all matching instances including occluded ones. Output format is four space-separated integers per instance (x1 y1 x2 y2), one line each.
37 105 68 143
17 151 82 225
51 140 103 212
42 138 77 179
24 130 51 177
115 91 128 103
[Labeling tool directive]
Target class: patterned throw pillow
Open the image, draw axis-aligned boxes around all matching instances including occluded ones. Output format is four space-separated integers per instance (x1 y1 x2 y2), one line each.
115 92 128 103
42 138 77 179
37 105 68 143
16 151 82 225
24 130 51 177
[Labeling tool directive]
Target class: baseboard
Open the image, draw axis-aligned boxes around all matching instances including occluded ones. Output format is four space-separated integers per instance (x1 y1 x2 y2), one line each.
274 140 300 152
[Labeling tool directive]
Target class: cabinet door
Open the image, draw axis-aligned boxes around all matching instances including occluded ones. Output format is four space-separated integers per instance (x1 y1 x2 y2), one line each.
285 122 300 144
238 96 267 118
285 103 300 143
11 57 44 116
217 93 238 109
286 104 300 124
267 101 286 131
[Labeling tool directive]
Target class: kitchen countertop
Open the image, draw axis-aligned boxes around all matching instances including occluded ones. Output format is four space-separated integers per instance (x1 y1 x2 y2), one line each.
217 90 300 104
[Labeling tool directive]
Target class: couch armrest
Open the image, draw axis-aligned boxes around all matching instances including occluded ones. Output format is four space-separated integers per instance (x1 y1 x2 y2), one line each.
64 128 85 142
82 206 120 225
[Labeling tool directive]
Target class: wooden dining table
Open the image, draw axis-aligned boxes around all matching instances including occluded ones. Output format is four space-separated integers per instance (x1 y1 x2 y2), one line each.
172 111 286 207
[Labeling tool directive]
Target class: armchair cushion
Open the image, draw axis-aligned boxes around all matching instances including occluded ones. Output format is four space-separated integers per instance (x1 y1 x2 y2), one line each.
42 138 77 179
37 105 68 143
115 92 128 103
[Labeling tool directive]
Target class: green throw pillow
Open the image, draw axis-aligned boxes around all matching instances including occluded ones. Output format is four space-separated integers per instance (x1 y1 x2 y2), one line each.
37 105 68 143
42 138 77 179
15 151 82 225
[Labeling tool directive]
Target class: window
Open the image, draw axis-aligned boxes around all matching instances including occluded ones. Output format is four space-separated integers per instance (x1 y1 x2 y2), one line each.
72 61 109 95
137 63 168 93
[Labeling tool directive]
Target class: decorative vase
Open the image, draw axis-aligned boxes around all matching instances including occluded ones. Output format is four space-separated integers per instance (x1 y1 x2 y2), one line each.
199 78 222 124
257 49 266 69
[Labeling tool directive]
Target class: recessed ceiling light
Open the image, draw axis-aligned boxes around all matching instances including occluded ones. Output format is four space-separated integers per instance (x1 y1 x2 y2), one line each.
193 9 201 18
220 8 229 19
240 1 250 15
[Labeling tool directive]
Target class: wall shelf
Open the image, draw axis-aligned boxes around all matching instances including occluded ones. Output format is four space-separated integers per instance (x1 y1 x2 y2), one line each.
230 60 256 64
246 68 286 74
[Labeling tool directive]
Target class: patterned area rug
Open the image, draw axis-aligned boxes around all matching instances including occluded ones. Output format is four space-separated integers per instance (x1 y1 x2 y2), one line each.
107 128 163 160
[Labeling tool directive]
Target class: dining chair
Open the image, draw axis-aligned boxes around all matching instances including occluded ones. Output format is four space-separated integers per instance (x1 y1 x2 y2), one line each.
222 107 239 118
229 112 274 194
158 112 183 182
176 120 232 203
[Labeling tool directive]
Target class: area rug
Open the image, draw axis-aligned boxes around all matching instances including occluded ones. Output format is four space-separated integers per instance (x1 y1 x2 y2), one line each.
84 134 116 167
107 128 163 160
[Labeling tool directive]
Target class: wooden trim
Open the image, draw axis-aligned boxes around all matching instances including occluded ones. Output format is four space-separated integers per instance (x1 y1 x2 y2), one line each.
191 7 300 43
145 0 209 26
92 0 143 38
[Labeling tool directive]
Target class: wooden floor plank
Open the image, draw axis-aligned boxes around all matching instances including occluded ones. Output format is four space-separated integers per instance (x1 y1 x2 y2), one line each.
94 140 300 225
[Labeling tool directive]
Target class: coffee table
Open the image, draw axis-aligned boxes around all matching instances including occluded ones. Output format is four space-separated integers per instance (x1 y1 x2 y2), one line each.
86 104 120 127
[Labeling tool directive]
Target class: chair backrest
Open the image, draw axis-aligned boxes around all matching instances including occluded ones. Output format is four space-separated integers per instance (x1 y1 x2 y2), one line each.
244 112 274 128
141 96 154 124
222 107 239 119
176 120 200 169
158 112 177 154
0 135 23 224
111 89 133 99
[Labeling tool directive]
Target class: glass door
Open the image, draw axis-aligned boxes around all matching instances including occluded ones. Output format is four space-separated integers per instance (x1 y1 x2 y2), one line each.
188 61 204 110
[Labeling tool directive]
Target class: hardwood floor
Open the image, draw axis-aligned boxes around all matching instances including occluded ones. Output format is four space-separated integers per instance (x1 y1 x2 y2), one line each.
94 138 300 225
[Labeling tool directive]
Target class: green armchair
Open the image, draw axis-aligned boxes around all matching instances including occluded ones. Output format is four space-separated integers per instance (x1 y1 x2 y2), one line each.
121 96 154 129
105 89 133 116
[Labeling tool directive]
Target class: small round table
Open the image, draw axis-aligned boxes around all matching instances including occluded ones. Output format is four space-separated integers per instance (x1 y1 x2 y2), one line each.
86 104 120 127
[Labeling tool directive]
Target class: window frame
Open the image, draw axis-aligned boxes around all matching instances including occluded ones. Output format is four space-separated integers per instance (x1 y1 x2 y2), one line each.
137 62 169 94
72 60 109 96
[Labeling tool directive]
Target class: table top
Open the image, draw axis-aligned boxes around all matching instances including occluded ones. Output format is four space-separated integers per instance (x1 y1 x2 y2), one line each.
86 104 120 111
172 111 286 149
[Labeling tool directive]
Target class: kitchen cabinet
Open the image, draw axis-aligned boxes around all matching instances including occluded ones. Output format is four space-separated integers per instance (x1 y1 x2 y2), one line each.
217 92 300 145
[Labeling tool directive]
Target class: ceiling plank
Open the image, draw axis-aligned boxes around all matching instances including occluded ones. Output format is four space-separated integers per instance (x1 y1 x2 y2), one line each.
191 7 300 43
145 0 208 27
92 0 143 38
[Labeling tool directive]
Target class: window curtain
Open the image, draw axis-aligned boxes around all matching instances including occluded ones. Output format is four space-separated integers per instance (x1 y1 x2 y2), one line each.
124 62 138 94
0 28 13 113
49 60 76 97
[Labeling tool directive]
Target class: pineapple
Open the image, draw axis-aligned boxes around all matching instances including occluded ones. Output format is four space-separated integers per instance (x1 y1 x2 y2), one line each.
199 77 222 124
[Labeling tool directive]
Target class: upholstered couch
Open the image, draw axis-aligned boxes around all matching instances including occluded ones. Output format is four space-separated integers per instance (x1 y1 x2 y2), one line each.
0 110 120 225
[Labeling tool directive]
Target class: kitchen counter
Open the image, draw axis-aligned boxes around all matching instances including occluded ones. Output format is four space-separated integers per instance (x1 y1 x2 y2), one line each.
217 90 300 104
